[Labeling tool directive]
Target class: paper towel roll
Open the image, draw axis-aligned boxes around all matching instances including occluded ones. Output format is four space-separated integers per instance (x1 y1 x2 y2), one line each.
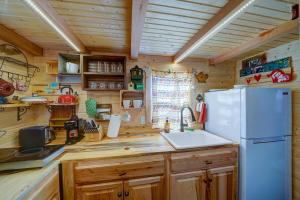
107 114 121 138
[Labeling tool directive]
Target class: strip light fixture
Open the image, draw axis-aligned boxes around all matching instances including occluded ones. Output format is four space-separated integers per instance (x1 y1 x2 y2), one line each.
23 0 81 52
174 0 256 63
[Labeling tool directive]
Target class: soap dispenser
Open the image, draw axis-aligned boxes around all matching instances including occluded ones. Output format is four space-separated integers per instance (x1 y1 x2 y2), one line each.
164 118 171 133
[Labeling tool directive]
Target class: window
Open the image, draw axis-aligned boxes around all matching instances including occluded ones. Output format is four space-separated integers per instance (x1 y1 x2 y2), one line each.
152 71 192 130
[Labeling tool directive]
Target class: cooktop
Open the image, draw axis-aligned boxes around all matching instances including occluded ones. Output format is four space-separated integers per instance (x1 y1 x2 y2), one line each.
0 145 64 171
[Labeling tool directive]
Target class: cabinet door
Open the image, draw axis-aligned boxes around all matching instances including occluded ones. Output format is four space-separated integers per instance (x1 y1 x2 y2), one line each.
170 171 206 200
207 166 236 200
124 176 164 200
76 181 123 200
25 169 60 200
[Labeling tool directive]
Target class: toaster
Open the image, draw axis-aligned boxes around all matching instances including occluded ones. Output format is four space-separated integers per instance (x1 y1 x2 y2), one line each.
19 126 55 148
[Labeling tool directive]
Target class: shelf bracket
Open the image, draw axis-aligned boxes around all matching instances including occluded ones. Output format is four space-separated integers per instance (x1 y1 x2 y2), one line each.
17 106 29 121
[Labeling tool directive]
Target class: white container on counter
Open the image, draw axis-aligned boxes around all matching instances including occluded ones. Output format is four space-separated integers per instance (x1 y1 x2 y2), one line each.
107 114 121 138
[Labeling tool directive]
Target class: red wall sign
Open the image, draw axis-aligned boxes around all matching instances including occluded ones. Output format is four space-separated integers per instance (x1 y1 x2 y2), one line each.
267 69 292 83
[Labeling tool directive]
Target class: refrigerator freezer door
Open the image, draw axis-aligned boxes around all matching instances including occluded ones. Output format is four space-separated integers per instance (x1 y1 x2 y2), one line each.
205 89 241 143
239 136 292 200
241 88 291 139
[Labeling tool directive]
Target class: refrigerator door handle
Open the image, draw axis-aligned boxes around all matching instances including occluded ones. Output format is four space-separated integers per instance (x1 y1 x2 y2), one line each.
252 136 285 144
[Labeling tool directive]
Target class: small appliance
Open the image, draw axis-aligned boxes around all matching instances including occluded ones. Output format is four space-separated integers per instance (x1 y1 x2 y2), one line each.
19 126 55 148
64 115 83 144
0 145 64 171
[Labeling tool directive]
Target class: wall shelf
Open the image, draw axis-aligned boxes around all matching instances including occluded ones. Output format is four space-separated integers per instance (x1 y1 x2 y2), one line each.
0 103 30 121
82 55 126 91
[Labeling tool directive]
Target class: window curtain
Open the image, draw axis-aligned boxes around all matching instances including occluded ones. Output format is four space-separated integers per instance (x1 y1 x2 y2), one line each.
152 70 192 130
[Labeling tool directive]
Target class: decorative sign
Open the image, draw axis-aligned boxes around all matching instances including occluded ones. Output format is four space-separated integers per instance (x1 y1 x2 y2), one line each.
267 69 292 83
241 53 266 71
240 57 290 77
240 57 292 84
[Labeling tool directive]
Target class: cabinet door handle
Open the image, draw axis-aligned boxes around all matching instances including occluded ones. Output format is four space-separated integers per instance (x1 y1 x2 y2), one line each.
119 172 127 176
117 192 122 198
205 160 212 165
124 191 129 197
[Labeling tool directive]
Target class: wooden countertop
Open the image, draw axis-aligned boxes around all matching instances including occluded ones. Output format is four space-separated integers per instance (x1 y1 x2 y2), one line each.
60 132 175 161
59 131 237 162
0 160 59 200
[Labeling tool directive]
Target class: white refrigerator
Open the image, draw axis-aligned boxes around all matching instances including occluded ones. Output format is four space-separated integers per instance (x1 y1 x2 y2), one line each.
205 88 292 200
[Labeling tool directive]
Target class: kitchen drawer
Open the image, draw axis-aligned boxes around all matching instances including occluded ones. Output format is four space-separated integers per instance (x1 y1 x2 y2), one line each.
74 155 165 184
170 147 237 173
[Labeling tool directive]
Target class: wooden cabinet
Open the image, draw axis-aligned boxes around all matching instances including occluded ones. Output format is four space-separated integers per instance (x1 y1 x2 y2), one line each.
75 177 164 200
62 146 238 200
124 176 164 200
170 166 236 200
24 167 60 200
76 181 123 200
170 147 238 200
170 171 206 200
207 166 236 200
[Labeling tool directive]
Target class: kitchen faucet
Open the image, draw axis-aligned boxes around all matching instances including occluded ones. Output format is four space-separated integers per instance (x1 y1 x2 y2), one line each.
180 106 196 132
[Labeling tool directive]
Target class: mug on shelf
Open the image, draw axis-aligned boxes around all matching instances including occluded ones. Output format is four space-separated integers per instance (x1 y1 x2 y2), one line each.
133 100 143 108
123 100 131 109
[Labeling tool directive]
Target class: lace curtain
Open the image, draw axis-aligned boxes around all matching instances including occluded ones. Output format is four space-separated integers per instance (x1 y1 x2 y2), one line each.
152 70 192 130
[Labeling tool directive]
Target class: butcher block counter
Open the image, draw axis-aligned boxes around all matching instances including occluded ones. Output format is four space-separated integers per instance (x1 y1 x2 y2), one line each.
60 132 175 161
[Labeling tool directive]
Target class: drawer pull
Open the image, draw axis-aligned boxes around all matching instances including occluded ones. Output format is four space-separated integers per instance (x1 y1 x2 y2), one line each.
124 191 129 197
119 172 127 176
205 160 212 165
117 192 122 197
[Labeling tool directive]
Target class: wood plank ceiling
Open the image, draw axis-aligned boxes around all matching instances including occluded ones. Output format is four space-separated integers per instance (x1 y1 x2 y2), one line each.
0 0 70 50
49 0 131 52
0 0 298 61
140 0 228 56
190 0 299 59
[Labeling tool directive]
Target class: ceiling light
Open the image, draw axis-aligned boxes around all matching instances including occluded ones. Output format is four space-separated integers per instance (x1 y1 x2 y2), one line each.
174 0 256 63
23 0 81 52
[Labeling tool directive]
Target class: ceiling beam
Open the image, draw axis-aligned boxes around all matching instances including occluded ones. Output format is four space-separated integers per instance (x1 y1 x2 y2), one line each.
210 18 300 64
23 0 86 53
174 0 250 63
130 0 148 59
0 23 43 56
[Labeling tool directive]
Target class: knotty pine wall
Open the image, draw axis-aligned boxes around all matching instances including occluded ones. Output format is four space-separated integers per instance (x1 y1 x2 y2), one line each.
0 50 235 147
235 40 300 199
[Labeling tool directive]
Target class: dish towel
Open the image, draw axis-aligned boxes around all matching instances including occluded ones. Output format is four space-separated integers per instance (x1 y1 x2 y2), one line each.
198 102 207 124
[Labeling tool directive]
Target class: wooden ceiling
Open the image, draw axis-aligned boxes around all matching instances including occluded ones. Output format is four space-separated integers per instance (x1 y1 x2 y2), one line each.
0 0 69 50
190 0 299 58
0 0 299 62
49 0 131 51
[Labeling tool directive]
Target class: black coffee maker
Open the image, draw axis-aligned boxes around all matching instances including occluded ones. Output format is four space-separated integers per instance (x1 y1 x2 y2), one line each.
64 115 83 145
